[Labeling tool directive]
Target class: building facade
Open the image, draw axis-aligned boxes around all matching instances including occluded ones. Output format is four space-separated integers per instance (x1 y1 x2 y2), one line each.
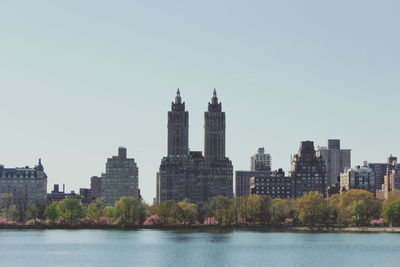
368 155 399 193
317 139 351 185
289 141 327 198
0 159 47 206
380 169 400 199
101 147 139 206
250 169 292 199
251 147 271 171
157 89 233 205
90 176 102 201
340 165 375 196
236 170 270 197
46 184 76 205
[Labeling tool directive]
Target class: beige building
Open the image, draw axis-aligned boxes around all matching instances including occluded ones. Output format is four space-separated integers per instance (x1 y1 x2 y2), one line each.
0 159 47 206
317 139 351 185
251 147 271 171
340 164 375 196
101 147 139 206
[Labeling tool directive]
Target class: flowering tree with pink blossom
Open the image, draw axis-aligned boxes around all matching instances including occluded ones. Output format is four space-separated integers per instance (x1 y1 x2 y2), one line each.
76 217 95 226
98 216 112 225
57 216 67 225
143 215 161 226
370 218 384 227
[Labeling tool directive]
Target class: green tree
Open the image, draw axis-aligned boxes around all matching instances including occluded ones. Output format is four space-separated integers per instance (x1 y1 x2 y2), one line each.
0 193 14 220
327 194 340 225
25 204 39 221
238 195 270 225
270 198 297 225
113 196 146 226
338 189 381 224
382 199 400 226
87 198 104 221
203 196 233 226
348 199 369 226
383 189 400 209
295 191 328 226
103 206 114 218
44 202 59 223
178 199 198 225
57 197 84 224
150 200 178 224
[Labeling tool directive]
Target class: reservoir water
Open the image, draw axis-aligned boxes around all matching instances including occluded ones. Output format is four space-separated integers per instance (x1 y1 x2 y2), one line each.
0 229 399 266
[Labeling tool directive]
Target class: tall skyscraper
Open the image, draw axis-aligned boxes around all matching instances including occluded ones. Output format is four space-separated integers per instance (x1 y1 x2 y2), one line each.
101 147 139 206
168 89 189 157
251 147 271 171
317 139 351 185
289 141 327 197
204 89 225 160
157 89 233 205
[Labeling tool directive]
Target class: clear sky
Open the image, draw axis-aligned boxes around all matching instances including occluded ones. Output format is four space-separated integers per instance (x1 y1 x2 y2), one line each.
1 1 399 203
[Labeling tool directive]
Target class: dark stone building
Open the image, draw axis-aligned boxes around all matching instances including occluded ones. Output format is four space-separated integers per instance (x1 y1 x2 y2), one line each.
250 169 292 199
289 141 327 198
157 89 233 206
46 184 76 205
89 176 102 201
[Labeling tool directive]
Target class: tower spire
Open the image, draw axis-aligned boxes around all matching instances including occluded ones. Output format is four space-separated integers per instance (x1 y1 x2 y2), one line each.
208 88 221 112
175 88 181 104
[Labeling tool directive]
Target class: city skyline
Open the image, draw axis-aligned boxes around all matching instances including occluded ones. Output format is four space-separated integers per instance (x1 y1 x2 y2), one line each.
1 1 399 203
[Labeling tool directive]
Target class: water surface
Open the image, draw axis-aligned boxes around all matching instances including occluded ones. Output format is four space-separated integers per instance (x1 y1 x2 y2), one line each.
0 229 399 266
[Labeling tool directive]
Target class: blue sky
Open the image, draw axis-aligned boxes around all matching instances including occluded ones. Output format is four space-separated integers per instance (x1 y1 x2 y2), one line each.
1 0 399 203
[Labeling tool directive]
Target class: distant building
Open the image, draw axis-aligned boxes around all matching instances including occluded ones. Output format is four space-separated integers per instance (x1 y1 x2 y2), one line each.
0 159 47 206
381 169 400 199
236 170 270 197
46 184 76 205
289 141 327 198
89 176 102 201
101 147 139 206
79 188 92 206
250 169 292 199
340 164 375 196
317 139 351 185
251 147 271 171
368 155 399 192
157 90 233 205
236 148 272 197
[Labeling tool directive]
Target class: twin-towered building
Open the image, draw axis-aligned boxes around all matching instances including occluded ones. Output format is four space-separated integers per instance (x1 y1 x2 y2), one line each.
156 89 233 205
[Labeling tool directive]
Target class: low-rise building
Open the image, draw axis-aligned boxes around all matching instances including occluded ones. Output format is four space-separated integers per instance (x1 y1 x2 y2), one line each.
46 184 77 205
250 169 292 199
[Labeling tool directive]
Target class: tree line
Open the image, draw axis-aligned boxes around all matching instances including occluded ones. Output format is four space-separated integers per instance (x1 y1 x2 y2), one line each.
1 189 400 227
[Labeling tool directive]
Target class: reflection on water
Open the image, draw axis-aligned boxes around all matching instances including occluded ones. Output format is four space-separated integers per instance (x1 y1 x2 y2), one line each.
0 230 400 267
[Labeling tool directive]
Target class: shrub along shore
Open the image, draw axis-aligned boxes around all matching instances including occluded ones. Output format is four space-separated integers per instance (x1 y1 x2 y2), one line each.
1 189 400 231
1 224 400 233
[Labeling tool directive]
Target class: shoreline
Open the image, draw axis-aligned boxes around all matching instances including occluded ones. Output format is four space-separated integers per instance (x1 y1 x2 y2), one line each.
1 225 400 233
